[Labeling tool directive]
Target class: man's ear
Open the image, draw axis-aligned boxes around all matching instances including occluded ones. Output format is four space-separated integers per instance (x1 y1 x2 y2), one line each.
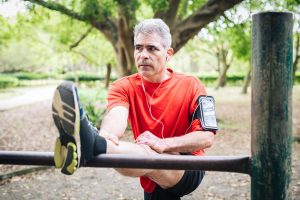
166 48 174 61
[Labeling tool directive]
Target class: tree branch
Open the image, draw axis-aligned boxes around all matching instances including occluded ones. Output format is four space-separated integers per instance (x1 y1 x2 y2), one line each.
154 0 181 28
24 0 118 45
69 26 93 50
71 49 100 66
172 0 244 52
24 0 85 21
177 0 189 20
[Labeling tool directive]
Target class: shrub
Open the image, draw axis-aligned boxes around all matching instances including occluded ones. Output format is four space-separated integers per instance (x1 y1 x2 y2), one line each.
0 75 18 89
198 74 218 86
63 71 117 82
63 71 104 82
296 72 300 84
7 72 58 80
13 72 48 80
198 73 248 86
78 87 107 128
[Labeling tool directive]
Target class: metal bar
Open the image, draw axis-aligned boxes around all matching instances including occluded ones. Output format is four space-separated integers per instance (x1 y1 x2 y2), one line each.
251 12 293 199
0 151 251 174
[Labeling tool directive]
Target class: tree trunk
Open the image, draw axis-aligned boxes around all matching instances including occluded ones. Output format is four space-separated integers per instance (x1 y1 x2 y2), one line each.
215 47 231 89
112 13 135 77
215 48 221 76
105 63 112 89
215 63 230 89
71 62 79 84
241 67 251 94
114 42 135 77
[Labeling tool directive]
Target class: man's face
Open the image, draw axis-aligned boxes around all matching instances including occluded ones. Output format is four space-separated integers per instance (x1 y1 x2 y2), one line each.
134 32 173 82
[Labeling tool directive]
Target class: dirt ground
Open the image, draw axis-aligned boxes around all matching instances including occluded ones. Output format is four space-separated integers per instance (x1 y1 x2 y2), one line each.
0 86 299 200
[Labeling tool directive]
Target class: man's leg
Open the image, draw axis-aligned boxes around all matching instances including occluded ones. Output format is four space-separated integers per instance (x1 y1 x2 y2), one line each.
144 170 205 200
52 81 184 188
52 81 107 174
105 139 185 189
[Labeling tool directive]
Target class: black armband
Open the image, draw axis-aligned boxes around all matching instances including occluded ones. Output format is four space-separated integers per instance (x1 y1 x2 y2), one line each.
192 96 218 131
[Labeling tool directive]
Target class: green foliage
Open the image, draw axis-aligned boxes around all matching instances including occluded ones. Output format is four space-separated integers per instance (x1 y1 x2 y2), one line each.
63 71 103 81
0 16 13 47
145 0 169 12
3 0 298 84
198 73 246 86
296 72 300 84
78 87 107 128
0 11 64 73
0 39 55 73
63 71 117 82
0 75 18 89
80 0 126 20
228 23 251 61
0 6 115 74
12 72 56 80
185 0 207 14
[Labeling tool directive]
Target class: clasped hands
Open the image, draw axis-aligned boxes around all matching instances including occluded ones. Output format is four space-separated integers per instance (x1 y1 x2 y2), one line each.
136 131 169 154
100 130 169 154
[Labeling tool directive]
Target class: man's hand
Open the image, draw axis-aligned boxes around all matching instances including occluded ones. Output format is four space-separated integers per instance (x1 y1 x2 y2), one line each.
100 130 119 146
136 131 170 153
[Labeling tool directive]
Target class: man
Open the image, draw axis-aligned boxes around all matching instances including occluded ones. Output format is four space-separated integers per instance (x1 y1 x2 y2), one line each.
52 18 216 200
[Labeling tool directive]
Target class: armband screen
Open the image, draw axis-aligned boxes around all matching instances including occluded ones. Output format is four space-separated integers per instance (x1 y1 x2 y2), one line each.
194 96 218 131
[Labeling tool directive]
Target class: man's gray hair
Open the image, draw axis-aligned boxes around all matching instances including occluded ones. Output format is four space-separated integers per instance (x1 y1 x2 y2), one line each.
134 18 172 49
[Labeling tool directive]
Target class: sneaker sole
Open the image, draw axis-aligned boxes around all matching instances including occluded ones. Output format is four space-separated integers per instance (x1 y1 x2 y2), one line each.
52 81 81 174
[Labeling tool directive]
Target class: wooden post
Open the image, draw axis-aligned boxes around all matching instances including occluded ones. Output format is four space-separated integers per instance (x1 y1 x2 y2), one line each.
251 12 293 199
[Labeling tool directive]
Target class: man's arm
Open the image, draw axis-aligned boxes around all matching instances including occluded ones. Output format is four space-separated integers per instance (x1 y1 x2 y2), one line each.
136 131 214 154
99 106 129 145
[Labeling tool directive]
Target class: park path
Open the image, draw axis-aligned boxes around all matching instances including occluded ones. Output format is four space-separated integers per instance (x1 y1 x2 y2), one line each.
0 85 57 111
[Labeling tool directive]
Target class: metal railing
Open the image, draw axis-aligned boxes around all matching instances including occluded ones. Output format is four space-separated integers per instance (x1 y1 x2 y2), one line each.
0 151 251 174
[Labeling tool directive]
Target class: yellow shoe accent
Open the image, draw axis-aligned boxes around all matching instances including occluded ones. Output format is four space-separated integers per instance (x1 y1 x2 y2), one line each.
66 143 78 174
61 142 78 175
54 137 67 168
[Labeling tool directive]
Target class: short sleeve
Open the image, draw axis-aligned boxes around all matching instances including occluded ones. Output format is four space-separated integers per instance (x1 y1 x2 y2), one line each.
107 80 130 111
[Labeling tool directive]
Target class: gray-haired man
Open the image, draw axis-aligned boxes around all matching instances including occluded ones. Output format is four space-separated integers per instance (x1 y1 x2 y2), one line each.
52 18 215 200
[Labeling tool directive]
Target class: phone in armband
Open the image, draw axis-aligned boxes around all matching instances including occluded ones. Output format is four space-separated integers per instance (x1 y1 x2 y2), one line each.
198 96 218 131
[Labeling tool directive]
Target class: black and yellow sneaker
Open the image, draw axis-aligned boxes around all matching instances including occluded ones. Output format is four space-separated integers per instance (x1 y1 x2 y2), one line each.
52 81 81 175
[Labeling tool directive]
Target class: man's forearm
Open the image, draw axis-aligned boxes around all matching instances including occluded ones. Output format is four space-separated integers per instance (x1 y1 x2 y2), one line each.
99 106 128 139
163 131 214 153
100 115 126 138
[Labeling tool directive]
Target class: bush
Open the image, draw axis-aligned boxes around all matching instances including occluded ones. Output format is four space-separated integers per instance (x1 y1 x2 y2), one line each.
0 75 18 89
296 72 300 84
11 72 57 80
198 74 218 86
63 71 117 82
78 87 108 128
63 71 104 82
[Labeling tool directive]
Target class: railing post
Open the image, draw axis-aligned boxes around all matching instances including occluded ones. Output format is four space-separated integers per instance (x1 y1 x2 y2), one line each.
251 12 293 199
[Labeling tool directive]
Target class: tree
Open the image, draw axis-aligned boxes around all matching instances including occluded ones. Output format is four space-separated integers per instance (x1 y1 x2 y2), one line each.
199 23 234 89
196 1 250 90
250 0 300 84
286 0 300 84
229 22 251 94
22 0 244 77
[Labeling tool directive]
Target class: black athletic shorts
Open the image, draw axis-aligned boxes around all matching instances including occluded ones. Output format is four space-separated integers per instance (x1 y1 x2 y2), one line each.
144 170 205 200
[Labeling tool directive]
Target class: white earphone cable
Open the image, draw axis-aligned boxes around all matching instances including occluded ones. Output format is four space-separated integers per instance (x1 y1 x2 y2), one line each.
141 79 165 139
141 75 201 138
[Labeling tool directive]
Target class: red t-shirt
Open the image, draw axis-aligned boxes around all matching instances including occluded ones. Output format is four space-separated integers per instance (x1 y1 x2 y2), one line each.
107 68 207 193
